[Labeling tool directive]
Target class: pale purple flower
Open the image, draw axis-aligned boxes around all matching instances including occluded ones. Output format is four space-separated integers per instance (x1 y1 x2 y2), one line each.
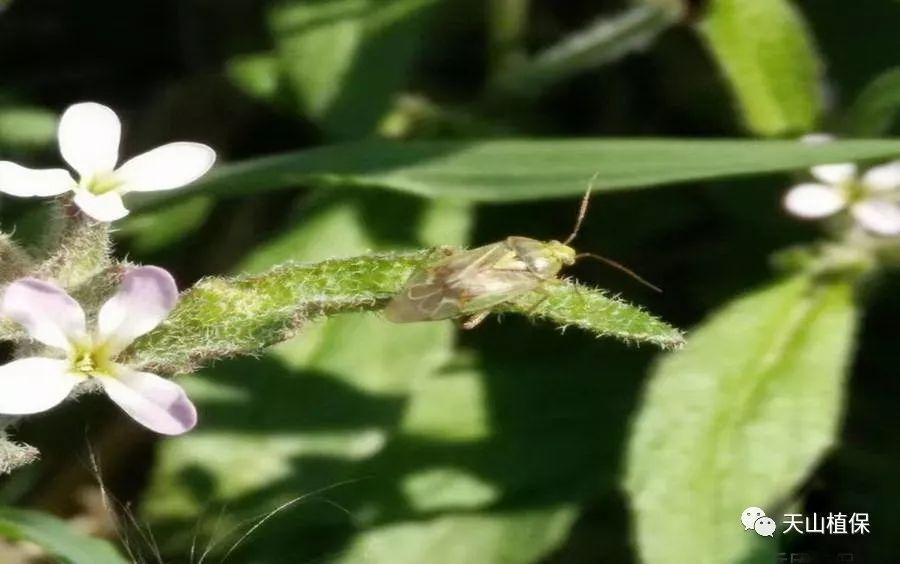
0 102 215 223
0 266 196 435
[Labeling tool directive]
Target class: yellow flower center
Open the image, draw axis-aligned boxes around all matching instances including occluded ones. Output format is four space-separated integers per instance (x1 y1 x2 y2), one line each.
74 350 95 374
83 173 122 195
70 341 115 377
842 179 868 203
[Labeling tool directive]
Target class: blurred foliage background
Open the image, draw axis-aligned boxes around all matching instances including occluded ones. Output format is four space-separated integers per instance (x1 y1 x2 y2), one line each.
0 0 899 562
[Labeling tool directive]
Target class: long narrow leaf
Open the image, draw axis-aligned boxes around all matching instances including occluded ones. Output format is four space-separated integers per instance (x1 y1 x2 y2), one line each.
0 507 127 564
133 139 900 207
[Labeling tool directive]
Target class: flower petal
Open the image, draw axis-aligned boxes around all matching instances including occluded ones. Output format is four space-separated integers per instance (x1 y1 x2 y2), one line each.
98 266 178 353
101 369 197 435
862 161 900 192
851 199 900 236
810 163 857 186
0 358 80 415
0 162 75 197
115 142 216 192
72 190 129 222
1 278 86 350
783 183 847 219
58 102 121 178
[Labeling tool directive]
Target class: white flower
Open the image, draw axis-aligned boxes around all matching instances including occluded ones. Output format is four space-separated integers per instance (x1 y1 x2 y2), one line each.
0 266 196 435
0 102 215 223
784 160 900 237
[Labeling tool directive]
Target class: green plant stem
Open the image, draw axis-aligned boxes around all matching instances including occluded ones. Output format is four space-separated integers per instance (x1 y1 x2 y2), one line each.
129 250 436 374
129 250 683 375
488 4 675 100
0 233 32 284
35 200 112 289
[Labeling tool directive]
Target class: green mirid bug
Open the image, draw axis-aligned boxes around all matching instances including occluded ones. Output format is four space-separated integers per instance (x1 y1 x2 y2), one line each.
384 188 659 329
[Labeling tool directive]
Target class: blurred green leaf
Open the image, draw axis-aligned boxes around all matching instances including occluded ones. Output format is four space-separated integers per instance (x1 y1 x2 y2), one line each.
639 0 686 20
625 275 858 564
0 106 57 153
334 508 577 563
145 348 586 563
116 196 213 254
699 0 823 136
491 5 674 98
225 52 282 106
847 67 900 136
136 138 900 207
268 0 439 138
487 0 530 77
0 507 127 564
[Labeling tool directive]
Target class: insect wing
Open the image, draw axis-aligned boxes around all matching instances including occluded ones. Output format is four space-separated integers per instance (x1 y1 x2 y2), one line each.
386 243 517 323
440 242 512 283
385 241 545 323
384 267 461 322
454 269 541 313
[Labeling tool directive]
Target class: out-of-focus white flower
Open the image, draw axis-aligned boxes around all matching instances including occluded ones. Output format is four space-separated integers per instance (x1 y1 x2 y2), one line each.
0 266 196 435
784 160 900 237
0 102 215 222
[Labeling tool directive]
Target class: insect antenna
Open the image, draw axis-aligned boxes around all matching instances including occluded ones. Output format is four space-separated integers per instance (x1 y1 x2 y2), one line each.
562 174 598 245
574 252 663 293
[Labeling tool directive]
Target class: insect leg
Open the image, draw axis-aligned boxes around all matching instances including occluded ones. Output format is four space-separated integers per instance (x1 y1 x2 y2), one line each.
460 311 491 330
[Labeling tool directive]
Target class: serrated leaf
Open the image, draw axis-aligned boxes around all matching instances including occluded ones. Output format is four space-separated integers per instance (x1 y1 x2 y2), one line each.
133 138 900 207
0 507 127 564
699 0 823 136
625 276 858 564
